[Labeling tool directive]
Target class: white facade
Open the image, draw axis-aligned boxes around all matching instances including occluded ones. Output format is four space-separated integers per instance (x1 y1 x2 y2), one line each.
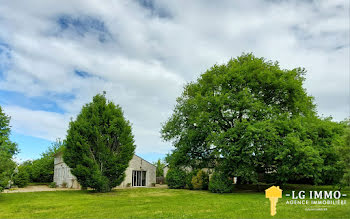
54 152 80 189
119 154 156 187
163 166 169 177
54 152 156 189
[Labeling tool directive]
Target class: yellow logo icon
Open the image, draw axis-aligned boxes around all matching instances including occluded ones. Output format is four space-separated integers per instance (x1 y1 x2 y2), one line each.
265 186 283 216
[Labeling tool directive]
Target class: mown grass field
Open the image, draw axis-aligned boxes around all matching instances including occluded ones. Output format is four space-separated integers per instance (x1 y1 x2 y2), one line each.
0 187 349 218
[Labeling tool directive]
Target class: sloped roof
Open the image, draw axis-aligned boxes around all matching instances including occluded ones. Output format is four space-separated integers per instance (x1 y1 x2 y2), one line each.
55 151 155 167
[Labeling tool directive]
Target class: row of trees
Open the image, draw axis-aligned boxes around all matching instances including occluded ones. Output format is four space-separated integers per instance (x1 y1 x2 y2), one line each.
13 140 64 188
162 54 350 188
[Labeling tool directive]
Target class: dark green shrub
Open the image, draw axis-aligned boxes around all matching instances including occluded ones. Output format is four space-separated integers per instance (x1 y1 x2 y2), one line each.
209 171 233 193
166 168 186 189
30 157 53 183
13 170 30 188
49 182 57 188
185 171 197 190
192 170 209 190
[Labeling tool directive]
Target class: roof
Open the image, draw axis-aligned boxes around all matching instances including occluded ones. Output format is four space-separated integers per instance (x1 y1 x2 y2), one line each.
55 151 155 167
134 154 156 167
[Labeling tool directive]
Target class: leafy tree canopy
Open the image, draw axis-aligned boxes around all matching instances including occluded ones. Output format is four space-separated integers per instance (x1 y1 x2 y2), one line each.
162 53 346 185
64 93 135 192
0 106 18 191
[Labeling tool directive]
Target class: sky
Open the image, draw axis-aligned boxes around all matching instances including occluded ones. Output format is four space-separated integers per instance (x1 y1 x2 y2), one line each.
0 0 349 163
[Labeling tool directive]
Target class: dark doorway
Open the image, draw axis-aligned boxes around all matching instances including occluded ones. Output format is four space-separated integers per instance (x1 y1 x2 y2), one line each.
132 170 146 187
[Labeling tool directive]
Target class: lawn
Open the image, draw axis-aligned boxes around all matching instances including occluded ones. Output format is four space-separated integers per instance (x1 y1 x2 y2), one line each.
0 187 349 218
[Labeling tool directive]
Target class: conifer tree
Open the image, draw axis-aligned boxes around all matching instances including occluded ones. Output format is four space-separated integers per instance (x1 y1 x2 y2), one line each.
64 93 135 192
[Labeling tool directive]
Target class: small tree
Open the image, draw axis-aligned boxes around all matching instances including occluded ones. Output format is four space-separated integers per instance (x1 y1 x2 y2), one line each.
153 159 166 177
166 168 186 189
209 171 233 193
0 106 18 191
64 93 135 192
185 170 197 190
191 170 209 190
13 168 30 188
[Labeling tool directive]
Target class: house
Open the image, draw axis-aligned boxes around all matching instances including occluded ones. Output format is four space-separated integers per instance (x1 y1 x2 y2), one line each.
54 152 156 189
163 165 169 177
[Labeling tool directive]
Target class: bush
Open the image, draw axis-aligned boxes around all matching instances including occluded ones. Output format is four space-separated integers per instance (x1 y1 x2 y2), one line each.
185 171 197 190
166 168 186 189
30 158 53 183
209 171 233 193
49 182 57 188
192 170 209 190
13 170 30 188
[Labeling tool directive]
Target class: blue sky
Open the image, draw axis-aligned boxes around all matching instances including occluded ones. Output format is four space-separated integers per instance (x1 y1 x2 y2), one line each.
0 0 349 163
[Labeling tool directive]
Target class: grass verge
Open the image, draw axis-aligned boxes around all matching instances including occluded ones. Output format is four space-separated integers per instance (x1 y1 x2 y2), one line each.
0 187 349 218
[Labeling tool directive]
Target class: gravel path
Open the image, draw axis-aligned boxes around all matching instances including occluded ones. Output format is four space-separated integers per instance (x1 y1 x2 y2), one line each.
3 185 79 193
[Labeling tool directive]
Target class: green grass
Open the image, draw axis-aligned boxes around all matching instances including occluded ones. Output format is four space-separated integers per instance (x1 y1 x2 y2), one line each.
0 187 349 218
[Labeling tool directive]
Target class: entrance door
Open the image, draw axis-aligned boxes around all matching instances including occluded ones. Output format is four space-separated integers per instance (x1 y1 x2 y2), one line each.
132 170 146 187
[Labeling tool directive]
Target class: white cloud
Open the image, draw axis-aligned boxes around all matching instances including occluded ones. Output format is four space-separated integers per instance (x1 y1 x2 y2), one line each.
0 0 349 158
3 106 70 141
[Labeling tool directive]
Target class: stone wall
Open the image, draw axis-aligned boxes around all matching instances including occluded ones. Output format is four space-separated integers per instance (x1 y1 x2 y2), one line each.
53 152 80 189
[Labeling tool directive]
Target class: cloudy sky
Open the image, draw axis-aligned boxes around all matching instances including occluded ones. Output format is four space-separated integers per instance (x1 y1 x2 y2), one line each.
0 0 349 163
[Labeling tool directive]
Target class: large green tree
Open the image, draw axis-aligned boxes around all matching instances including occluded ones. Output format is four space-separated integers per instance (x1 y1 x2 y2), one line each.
64 93 135 192
0 106 18 191
161 53 345 185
